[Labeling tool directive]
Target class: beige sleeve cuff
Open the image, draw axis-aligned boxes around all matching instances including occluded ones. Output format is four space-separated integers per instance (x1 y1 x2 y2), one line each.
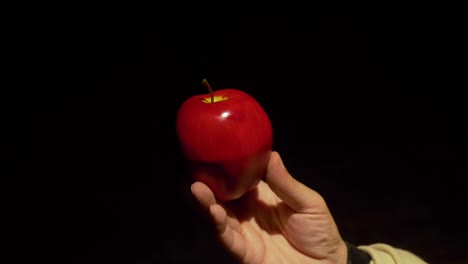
357 243 428 264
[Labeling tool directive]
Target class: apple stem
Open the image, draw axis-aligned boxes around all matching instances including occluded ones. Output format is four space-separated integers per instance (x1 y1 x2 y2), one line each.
202 78 214 103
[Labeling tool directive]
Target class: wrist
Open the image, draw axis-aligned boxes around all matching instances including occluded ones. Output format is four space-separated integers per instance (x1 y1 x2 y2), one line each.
334 240 349 264
345 241 371 264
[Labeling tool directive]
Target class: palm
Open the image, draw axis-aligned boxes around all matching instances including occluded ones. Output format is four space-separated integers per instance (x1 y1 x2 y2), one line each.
191 152 346 264
218 181 338 263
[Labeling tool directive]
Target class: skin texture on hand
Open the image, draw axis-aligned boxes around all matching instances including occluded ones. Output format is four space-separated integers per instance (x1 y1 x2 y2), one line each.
191 151 348 264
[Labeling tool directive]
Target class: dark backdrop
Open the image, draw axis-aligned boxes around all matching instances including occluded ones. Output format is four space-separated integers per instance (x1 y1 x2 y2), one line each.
5 7 467 263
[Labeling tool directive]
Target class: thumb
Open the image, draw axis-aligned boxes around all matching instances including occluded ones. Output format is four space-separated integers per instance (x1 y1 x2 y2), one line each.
265 151 327 213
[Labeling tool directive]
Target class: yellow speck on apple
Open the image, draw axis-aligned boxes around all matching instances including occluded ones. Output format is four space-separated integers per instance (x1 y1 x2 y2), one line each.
201 96 228 103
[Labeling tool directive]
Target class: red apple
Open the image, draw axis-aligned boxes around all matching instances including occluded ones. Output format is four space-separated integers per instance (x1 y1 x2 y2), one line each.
176 79 273 201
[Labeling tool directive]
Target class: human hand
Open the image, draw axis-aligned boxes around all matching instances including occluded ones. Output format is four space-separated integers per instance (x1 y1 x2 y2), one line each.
191 151 348 264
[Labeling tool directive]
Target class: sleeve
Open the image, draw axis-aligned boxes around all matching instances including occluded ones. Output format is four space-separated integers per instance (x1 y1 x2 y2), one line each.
357 243 428 264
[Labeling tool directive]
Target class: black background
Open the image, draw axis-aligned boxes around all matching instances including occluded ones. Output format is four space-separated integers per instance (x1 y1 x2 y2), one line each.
4 7 467 263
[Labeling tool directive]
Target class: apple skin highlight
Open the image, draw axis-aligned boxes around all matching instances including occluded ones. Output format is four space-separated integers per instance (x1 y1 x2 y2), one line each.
176 88 273 201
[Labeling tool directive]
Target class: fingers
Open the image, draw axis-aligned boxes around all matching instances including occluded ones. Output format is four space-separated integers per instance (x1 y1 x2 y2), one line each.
191 181 229 231
191 181 217 209
209 203 228 233
191 181 246 258
265 151 327 213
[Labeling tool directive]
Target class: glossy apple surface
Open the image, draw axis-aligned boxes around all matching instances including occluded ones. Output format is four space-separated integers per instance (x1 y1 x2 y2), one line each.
176 88 273 201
